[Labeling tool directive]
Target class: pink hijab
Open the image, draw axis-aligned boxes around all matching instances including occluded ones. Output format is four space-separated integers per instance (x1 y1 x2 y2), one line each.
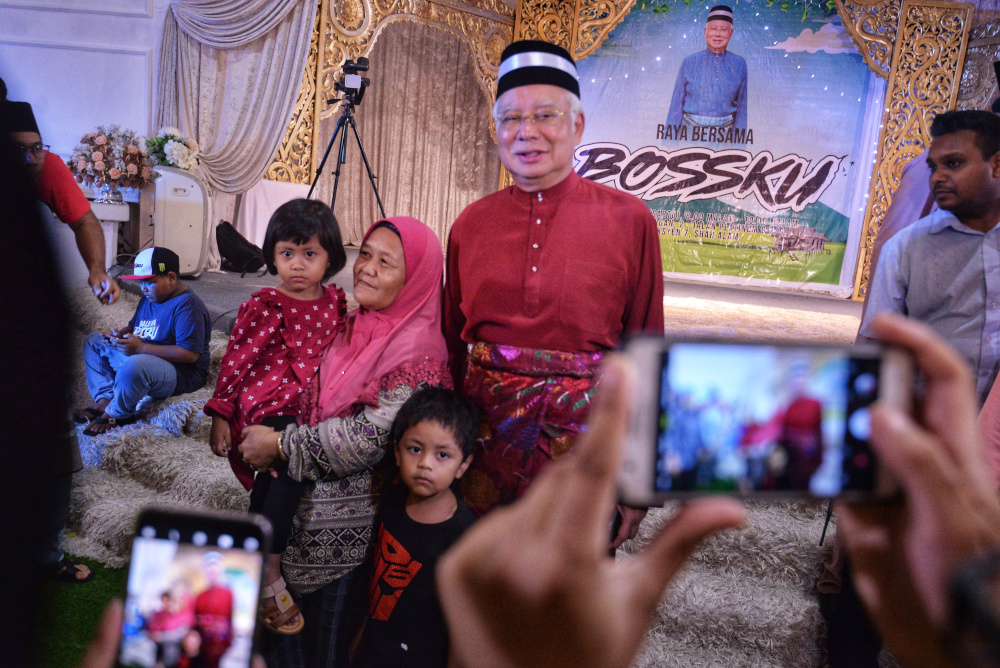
313 217 447 422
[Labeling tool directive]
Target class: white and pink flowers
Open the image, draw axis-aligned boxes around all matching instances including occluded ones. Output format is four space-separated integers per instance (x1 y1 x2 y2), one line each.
67 124 155 189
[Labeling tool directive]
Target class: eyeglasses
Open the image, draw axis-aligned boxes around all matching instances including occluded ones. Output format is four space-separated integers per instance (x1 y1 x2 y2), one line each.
495 109 568 133
18 143 49 159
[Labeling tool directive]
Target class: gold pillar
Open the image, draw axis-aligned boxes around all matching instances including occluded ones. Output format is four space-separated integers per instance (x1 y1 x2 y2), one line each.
851 0 973 300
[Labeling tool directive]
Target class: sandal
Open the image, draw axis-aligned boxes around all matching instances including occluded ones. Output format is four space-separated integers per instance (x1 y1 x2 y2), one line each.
46 556 95 583
259 576 305 635
83 414 137 436
72 407 103 423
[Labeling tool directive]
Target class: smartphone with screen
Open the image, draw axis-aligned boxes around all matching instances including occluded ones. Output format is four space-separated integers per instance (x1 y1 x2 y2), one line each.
117 507 271 668
619 337 913 505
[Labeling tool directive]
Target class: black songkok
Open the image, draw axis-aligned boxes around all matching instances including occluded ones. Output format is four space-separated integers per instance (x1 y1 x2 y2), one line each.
496 40 579 99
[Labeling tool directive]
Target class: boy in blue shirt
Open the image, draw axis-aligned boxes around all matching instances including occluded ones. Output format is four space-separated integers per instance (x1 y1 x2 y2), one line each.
351 388 479 668
76 246 211 435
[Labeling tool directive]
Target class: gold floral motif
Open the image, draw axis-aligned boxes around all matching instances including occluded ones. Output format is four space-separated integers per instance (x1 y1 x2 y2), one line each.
270 0 515 184
516 0 574 48
836 0 899 79
266 0 323 183
853 0 972 300
956 27 1000 110
576 0 632 59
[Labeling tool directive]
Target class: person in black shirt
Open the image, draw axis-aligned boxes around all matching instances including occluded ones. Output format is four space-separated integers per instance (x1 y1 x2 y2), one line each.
351 388 479 667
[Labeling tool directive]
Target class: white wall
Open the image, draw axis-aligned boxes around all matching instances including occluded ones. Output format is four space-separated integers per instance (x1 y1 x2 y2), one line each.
0 0 172 157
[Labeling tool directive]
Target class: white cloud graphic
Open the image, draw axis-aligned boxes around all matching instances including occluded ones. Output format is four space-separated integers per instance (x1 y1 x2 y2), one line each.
765 22 858 54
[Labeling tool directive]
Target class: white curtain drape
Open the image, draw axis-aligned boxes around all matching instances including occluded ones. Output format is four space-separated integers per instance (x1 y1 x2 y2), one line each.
155 0 316 194
311 21 501 247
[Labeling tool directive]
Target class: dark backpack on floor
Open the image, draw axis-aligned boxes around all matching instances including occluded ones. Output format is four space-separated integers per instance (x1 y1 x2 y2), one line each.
216 220 266 276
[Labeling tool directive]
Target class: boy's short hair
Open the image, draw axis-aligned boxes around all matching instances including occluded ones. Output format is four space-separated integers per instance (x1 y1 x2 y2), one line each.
930 110 1000 160
262 198 347 281
390 387 481 459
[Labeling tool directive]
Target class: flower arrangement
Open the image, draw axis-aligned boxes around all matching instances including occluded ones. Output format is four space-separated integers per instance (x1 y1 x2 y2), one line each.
67 125 155 189
145 127 201 171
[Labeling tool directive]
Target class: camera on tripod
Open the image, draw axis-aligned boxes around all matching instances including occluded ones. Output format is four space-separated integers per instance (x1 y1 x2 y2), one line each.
333 57 370 107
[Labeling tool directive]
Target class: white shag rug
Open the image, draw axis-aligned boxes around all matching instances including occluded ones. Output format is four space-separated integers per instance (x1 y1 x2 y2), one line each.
64 285 873 667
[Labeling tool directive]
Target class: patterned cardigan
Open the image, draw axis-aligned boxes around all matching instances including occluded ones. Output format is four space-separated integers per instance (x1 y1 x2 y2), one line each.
279 358 450 595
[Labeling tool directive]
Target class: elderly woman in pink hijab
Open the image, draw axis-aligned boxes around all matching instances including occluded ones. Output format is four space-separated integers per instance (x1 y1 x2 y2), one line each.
240 217 451 666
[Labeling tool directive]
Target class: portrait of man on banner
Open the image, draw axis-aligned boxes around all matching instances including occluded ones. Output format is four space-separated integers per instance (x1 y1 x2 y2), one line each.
666 5 748 133
574 0 882 296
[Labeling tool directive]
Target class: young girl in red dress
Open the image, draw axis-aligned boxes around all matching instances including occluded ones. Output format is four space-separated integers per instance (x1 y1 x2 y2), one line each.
205 198 347 636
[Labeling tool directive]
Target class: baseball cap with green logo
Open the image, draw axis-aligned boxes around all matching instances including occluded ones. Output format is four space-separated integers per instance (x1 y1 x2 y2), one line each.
120 247 180 280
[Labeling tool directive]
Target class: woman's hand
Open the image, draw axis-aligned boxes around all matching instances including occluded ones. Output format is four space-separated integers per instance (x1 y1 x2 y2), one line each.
210 417 231 457
240 425 281 472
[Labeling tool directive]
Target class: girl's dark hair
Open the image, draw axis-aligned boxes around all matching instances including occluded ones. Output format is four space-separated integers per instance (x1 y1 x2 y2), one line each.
389 387 481 460
262 199 347 281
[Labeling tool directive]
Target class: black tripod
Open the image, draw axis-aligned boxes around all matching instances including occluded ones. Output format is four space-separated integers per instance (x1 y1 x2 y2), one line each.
307 97 386 218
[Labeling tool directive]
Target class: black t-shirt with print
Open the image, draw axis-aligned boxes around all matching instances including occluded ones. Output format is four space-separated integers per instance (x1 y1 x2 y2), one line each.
352 485 476 668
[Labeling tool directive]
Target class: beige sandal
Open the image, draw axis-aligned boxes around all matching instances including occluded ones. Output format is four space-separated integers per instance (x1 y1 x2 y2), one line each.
259 575 305 635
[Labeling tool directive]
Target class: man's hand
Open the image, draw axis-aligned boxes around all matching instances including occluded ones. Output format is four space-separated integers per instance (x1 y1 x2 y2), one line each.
90 273 120 305
437 356 745 668
210 417 232 457
838 314 1000 668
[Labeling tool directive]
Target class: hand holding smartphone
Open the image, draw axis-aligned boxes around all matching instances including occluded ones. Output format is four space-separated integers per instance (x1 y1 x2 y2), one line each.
117 508 271 668
619 337 913 505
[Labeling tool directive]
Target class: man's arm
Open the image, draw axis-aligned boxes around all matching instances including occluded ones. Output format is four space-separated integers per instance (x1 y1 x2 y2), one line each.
67 210 120 305
666 60 688 127
734 60 748 129
443 224 469 390
858 234 907 341
622 209 665 336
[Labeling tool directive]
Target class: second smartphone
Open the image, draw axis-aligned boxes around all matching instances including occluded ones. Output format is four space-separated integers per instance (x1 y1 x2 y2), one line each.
619 337 912 505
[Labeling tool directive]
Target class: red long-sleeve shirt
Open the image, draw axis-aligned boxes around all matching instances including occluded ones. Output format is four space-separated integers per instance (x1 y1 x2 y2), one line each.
443 171 664 383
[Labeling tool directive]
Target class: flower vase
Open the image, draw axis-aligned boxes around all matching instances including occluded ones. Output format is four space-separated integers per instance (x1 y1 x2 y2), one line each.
96 182 124 204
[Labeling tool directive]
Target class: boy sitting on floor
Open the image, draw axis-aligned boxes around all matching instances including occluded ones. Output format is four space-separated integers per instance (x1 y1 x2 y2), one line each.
350 387 479 668
76 246 211 435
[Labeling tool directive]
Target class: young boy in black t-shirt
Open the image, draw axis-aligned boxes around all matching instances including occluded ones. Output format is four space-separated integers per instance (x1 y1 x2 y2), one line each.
351 388 479 668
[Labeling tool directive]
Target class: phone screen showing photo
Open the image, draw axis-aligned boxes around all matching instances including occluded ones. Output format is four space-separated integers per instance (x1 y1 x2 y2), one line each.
654 343 880 496
117 511 267 668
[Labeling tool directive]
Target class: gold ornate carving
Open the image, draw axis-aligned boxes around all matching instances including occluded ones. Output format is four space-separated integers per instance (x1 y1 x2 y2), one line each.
266 0 323 184
515 0 576 48
956 25 1000 110
852 0 972 300
575 0 633 59
269 0 514 184
836 0 900 78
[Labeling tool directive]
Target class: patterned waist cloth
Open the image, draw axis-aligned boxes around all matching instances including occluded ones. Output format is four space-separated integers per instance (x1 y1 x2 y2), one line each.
460 342 605 515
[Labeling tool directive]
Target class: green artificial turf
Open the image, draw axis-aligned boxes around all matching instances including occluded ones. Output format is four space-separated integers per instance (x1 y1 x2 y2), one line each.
33 558 127 668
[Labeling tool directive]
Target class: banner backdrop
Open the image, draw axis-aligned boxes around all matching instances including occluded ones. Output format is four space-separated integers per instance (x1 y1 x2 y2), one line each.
575 1 883 295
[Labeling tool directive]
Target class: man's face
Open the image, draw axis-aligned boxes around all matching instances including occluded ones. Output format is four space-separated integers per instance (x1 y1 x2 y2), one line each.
705 20 733 54
8 130 45 181
927 130 1000 218
495 84 585 193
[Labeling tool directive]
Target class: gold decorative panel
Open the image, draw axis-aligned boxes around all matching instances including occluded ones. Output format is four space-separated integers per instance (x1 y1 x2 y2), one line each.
268 0 975 301
265 1 323 184
267 0 515 184
852 0 973 300
837 0 900 78
957 25 1000 110
512 0 634 58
